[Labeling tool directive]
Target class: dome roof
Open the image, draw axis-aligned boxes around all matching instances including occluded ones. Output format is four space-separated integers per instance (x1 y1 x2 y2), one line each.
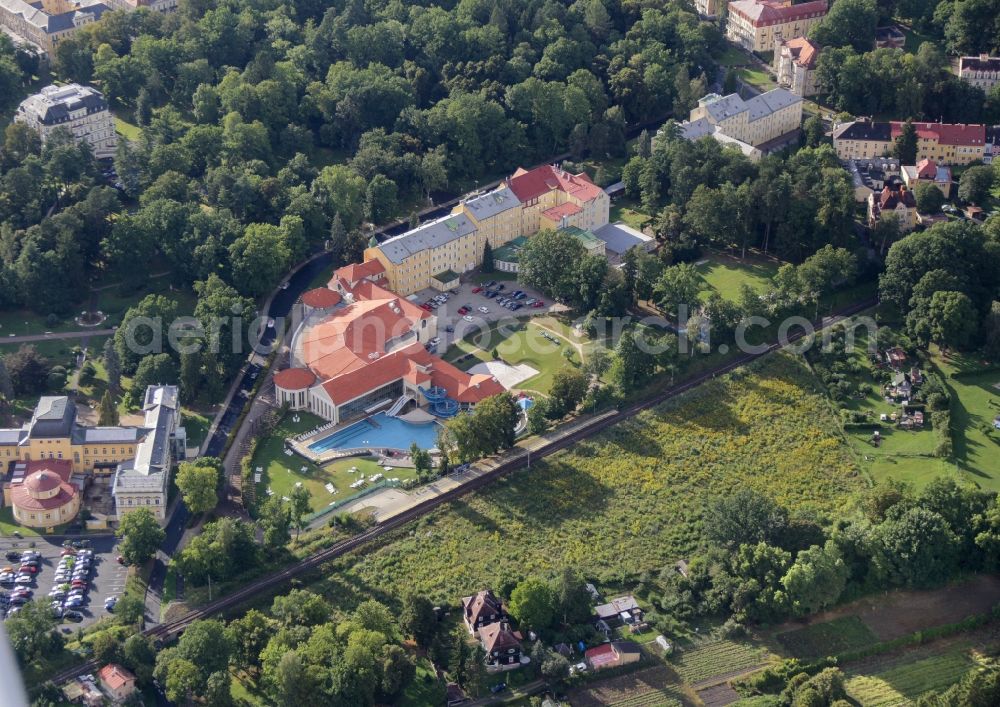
273 367 317 391
301 288 341 309
24 470 62 494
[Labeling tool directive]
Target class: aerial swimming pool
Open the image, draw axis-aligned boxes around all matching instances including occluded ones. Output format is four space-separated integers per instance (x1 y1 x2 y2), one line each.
307 412 441 453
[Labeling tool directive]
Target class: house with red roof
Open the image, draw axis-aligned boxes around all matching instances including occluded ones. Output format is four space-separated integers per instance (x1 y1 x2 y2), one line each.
774 36 820 96
5 459 80 529
98 663 137 703
584 641 642 671
868 184 918 232
901 159 953 198
479 621 524 671
506 164 609 235
462 589 507 635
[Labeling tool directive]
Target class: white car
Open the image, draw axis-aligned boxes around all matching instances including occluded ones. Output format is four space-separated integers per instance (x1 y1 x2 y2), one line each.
478 306 489 314
463 315 474 322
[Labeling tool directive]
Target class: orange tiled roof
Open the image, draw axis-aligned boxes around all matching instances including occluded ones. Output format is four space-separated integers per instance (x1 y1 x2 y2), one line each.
889 122 985 146
301 288 341 309
333 260 385 284
507 165 603 204
541 202 583 221
98 664 135 691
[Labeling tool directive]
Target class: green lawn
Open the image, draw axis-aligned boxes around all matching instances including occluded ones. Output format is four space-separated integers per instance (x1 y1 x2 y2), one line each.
737 67 778 92
398 657 447 707
0 507 42 537
114 114 142 141
695 251 779 301
610 199 654 231
250 413 418 511
305 353 865 613
930 350 1000 492
716 45 750 67
444 318 587 394
181 410 212 450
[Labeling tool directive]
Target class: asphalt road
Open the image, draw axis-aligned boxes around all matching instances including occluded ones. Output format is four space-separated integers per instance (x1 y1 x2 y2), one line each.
143 501 187 627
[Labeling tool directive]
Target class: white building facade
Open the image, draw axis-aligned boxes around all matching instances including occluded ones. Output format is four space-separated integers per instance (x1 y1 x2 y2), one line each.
16 83 117 159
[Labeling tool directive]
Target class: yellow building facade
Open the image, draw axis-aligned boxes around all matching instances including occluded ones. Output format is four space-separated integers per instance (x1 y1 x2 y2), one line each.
364 166 610 296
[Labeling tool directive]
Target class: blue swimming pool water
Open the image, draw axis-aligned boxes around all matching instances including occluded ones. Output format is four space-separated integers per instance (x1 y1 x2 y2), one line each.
308 412 441 453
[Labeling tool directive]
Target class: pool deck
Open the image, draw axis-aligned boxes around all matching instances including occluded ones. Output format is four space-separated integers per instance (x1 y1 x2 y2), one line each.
289 413 441 465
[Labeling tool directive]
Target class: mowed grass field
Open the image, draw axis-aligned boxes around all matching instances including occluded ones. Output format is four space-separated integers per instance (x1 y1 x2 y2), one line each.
775 616 879 661
308 352 866 611
695 251 779 301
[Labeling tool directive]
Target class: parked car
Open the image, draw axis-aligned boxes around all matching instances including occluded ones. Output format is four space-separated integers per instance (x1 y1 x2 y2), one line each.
490 683 507 694
64 610 84 622
478 306 489 314
18 565 37 574
463 315 474 322
445 325 454 333
484 280 496 287
532 300 544 308
4 552 20 562
471 286 483 294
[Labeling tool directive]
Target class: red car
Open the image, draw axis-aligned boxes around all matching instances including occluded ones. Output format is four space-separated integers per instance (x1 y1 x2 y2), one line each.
471 287 483 294
60 548 76 556
457 307 469 315
531 300 544 308
71 580 87 588
420 303 432 311
18 565 37 574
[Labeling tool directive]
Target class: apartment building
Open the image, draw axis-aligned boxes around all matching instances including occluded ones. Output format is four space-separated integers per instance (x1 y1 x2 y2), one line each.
774 37 821 97
0 0 109 55
958 55 1000 92
832 119 987 165
726 0 827 53
680 88 803 158
16 83 117 159
364 165 609 296
901 159 952 198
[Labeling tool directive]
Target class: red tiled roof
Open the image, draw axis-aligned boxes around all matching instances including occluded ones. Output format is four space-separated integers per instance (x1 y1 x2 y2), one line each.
507 165 603 204
24 469 62 494
98 664 135 691
301 288 341 309
333 260 385 284
783 37 820 68
889 122 985 146
273 367 317 391
585 643 618 667
541 202 583 221
878 186 917 209
9 463 77 512
463 590 504 626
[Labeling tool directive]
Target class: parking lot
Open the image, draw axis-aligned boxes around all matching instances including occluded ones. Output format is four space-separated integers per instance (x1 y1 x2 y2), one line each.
0 536 128 629
412 278 557 353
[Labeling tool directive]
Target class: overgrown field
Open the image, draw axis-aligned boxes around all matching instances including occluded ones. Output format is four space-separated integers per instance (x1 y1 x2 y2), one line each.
670 638 771 684
775 616 879 661
312 352 866 610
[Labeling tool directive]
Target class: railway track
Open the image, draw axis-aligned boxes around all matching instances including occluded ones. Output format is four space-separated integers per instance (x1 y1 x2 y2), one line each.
46 296 876 687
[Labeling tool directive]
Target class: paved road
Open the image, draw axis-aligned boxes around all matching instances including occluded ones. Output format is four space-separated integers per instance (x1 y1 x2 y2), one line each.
0 328 115 343
143 499 187 626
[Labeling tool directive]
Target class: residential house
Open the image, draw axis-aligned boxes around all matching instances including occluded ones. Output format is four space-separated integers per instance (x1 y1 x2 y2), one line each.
462 589 507 635
98 664 137 704
901 159 952 198
16 83 116 159
480 620 523 670
889 372 912 400
726 0 828 53
593 595 644 627
874 25 906 49
584 641 642 671
884 346 907 370
984 126 999 165
774 37 821 97
868 184 918 232
679 88 803 158
833 119 987 165
958 55 1000 92
844 158 901 202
